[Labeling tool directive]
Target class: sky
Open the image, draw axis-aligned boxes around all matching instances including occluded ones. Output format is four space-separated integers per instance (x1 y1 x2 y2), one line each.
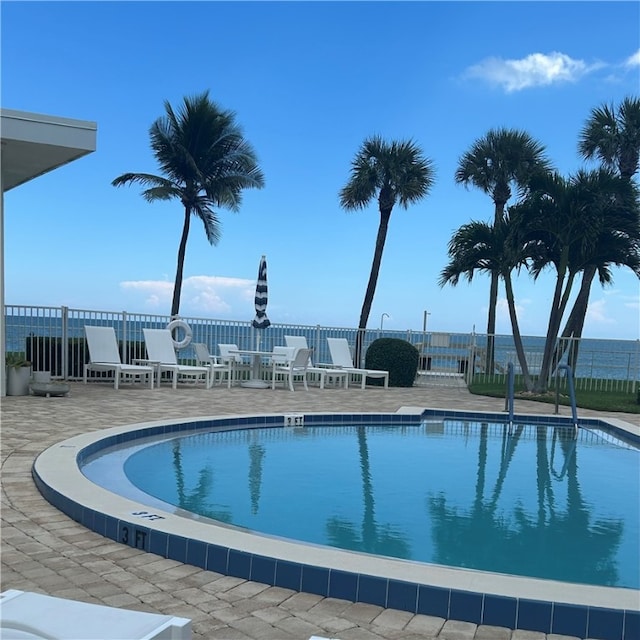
2 1 639 340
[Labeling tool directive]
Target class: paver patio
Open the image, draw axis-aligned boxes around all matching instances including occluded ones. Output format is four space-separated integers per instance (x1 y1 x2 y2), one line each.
2 381 636 639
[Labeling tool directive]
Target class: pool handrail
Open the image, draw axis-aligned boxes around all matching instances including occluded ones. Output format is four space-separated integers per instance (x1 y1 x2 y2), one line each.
505 362 515 429
555 364 579 430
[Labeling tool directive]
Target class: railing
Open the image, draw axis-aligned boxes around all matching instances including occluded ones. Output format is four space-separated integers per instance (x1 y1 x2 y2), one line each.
4 304 639 392
505 362 515 428
555 364 579 430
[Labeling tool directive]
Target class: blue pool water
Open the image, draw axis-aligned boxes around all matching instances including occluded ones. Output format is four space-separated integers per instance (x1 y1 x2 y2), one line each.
121 420 639 589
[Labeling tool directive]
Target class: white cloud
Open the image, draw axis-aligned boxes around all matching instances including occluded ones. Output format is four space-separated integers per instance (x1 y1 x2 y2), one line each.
120 275 254 316
624 299 639 311
120 280 173 308
585 298 616 326
464 52 602 92
625 49 640 67
495 296 528 333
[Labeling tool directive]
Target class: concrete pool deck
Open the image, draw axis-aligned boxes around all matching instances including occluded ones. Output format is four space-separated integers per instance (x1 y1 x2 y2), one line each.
2 381 638 639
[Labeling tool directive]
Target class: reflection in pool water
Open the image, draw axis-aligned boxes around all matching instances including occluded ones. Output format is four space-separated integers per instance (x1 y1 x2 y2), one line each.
121 421 639 589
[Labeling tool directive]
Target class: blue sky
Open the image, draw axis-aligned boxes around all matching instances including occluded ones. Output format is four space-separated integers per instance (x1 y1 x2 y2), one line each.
2 1 639 340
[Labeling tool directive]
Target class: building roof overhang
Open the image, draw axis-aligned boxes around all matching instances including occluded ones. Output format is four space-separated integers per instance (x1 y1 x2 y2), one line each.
1 108 97 191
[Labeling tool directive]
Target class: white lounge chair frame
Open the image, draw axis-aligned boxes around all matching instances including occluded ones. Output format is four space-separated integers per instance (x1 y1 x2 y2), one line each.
284 336 348 389
83 325 154 390
193 342 229 386
218 343 251 388
271 347 313 391
141 329 210 389
326 337 389 389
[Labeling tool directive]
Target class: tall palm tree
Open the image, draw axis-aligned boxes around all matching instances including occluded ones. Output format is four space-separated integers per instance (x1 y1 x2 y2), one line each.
553 183 640 370
557 97 640 353
339 137 435 365
455 129 552 371
439 215 535 390
515 169 635 392
112 91 265 318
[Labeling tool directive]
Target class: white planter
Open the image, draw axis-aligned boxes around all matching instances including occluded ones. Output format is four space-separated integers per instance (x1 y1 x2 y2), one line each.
32 371 52 384
6 366 32 396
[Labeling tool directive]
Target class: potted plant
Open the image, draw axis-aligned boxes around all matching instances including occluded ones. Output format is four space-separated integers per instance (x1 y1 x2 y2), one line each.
6 353 32 396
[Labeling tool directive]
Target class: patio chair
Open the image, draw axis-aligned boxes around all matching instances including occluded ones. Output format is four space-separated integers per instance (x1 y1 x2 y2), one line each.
218 343 251 388
83 325 154 390
271 347 312 391
142 328 210 389
0 589 191 640
284 336 348 389
193 343 228 387
326 337 389 389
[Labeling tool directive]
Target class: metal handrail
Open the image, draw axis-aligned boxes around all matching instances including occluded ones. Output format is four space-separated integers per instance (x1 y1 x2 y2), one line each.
505 362 515 430
555 364 579 432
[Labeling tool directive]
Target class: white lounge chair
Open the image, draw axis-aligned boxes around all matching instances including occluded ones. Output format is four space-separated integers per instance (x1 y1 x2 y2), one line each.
271 347 312 391
218 343 251 388
193 342 229 387
284 336 348 389
326 337 389 389
0 589 191 639
142 328 210 389
84 325 154 390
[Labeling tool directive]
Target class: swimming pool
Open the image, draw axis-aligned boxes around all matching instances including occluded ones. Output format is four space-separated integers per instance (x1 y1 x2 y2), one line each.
33 409 640 639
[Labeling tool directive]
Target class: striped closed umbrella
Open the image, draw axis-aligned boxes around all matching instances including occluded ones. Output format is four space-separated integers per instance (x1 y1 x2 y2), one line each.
252 255 271 339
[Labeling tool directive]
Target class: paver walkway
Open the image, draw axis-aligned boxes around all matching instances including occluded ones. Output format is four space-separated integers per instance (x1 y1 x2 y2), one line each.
2 381 636 639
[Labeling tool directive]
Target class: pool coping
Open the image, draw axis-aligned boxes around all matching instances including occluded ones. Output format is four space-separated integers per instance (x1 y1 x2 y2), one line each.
32 408 640 640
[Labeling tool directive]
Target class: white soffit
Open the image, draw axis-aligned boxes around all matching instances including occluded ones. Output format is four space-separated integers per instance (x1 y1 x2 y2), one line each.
1 108 97 191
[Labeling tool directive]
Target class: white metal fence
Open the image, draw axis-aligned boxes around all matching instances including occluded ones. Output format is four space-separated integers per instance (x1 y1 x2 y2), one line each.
4 304 639 392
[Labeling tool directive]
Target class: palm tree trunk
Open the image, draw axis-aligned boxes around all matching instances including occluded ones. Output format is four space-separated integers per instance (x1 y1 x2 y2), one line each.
504 273 534 391
485 201 506 373
355 208 391 366
553 266 596 370
534 252 575 393
486 272 498 373
171 207 191 318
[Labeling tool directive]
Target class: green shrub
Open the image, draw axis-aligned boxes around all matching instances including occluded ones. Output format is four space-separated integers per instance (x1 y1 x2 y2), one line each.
365 338 419 387
5 352 30 368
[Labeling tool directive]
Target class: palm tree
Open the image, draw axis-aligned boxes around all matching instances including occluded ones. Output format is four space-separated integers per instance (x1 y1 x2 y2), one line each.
339 137 435 365
439 215 535 390
112 91 265 318
455 129 552 372
579 96 640 181
557 97 640 356
515 169 636 392
553 184 640 370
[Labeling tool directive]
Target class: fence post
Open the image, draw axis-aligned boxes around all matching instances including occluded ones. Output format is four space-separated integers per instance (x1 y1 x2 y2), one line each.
61 306 69 380
314 325 321 363
122 311 128 362
466 331 474 386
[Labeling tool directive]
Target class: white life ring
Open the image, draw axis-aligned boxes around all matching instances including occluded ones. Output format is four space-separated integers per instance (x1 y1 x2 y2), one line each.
166 318 193 350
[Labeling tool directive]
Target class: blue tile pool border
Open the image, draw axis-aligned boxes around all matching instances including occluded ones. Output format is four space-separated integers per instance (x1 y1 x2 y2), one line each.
32 411 638 640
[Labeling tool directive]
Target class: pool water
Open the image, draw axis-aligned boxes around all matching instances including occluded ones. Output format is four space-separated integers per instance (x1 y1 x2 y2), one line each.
122 421 639 589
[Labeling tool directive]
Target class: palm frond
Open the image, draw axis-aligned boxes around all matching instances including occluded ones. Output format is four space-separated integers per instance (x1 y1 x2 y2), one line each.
455 128 552 207
340 136 435 212
579 96 640 179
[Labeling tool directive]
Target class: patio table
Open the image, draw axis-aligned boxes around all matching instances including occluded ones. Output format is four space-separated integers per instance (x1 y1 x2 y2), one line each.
229 349 272 388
